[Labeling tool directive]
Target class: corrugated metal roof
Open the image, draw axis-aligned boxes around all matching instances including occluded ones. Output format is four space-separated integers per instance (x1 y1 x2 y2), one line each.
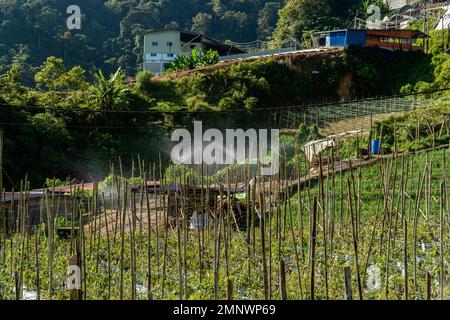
315 29 366 35
2 191 45 203
366 29 429 39
32 182 95 194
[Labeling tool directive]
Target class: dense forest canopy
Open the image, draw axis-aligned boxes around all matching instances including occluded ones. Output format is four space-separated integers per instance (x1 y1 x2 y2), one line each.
0 0 285 78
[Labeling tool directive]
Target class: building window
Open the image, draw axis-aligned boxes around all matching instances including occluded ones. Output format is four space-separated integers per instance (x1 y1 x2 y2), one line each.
151 53 157 57
167 53 174 57
167 41 173 47
152 41 158 46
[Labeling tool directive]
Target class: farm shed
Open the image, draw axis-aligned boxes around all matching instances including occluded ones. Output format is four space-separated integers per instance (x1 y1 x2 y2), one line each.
316 29 367 48
1 191 83 234
303 130 364 163
316 28 428 52
366 29 429 51
131 183 251 225
39 182 95 193
132 183 222 217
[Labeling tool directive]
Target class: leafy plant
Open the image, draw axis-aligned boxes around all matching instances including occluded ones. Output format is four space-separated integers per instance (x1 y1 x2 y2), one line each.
90 68 129 111
45 178 64 188
102 173 144 188
166 49 219 72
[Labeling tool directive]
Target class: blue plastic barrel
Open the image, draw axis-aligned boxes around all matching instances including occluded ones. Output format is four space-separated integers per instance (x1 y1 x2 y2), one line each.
371 140 380 155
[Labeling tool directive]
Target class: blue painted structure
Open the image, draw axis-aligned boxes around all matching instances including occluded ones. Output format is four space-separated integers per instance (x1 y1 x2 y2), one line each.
371 140 381 155
319 29 367 48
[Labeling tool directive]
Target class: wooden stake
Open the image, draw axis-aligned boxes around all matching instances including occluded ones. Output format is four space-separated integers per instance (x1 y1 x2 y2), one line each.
310 196 317 300
426 272 431 300
344 266 353 300
347 178 363 300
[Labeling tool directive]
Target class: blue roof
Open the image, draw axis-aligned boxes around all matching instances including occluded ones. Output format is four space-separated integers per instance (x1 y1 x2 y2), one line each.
318 29 366 48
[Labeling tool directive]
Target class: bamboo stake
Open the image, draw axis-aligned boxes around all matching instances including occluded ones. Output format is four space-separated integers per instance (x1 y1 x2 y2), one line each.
130 184 137 300
413 169 426 296
385 155 400 299
268 174 273 299
439 180 444 300
287 182 303 299
402 159 408 300
259 191 269 300
347 178 363 300
145 166 153 300
152 162 160 286
45 188 54 300
161 156 170 299
310 196 317 300
279 259 287 300
344 266 352 300
297 161 305 262
35 206 41 300
175 174 183 300
330 146 336 256
119 180 127 300
362 165 384 284
102 193 112 299
318 155 329 299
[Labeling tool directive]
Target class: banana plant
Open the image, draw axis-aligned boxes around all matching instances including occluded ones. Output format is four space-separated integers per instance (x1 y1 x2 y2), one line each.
166 48 219 72
90 68 129 111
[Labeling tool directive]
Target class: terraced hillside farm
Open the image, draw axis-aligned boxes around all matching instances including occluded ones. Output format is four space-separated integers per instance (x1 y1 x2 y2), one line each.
0 99 449 300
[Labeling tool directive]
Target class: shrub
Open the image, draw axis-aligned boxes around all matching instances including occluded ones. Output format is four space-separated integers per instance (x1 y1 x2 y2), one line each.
45 178 64 188
135 71 154 92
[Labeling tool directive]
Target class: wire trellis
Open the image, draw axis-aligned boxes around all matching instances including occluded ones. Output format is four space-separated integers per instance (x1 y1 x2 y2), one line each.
279 94 449 133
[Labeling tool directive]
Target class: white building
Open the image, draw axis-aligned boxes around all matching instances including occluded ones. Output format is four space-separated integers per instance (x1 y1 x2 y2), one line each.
385 0 419 10
435 5 450 30
143 29 245 74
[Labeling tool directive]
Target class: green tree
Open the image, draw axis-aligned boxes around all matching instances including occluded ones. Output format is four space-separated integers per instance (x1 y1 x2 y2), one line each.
0 64 28 103
271 0 362 47
35 57 88 91
221 11 249 41
192 12 213 34
271 0 331 47
35 57 66 91
257 2 281 41
434 56 450 88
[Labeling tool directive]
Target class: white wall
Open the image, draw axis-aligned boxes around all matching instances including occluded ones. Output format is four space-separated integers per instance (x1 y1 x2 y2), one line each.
435 6 450 30
144 30 181 73
385 0 417 10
